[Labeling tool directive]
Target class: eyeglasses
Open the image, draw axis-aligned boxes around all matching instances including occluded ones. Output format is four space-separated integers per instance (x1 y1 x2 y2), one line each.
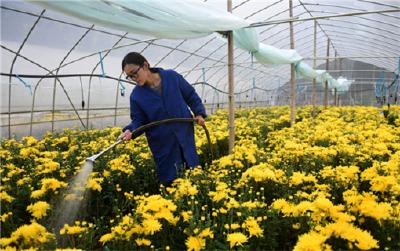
125 66 142 81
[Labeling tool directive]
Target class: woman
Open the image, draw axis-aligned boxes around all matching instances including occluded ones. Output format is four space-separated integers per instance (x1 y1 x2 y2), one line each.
121 52 206 185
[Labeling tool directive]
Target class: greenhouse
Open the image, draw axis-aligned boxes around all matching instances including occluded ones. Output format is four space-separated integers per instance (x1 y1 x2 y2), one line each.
1 0 399 250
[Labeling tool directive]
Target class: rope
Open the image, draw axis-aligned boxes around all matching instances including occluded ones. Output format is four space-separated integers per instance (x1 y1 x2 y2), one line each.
98 52 106 77
15 75 32 95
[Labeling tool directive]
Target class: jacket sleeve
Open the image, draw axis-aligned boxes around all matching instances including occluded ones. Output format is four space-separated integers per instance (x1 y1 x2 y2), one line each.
123 94 148 138
177 73 207 118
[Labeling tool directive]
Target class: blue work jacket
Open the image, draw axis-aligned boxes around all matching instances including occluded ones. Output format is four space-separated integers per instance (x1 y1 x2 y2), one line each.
123 68 206 182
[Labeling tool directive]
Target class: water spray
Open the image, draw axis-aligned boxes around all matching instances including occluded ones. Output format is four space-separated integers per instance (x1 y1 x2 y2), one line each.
52 118 212 246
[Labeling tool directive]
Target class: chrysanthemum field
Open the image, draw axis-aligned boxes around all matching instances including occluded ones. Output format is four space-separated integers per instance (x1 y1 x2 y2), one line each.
1 106 399 251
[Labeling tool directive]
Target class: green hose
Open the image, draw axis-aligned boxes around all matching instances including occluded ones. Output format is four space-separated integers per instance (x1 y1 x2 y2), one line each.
87 118 213 166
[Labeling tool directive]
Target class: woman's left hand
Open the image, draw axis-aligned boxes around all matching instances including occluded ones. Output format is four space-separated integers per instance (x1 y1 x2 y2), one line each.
195 115 205 126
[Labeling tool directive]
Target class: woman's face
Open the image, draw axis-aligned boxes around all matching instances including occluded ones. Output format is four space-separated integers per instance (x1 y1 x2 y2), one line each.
124 63 146 86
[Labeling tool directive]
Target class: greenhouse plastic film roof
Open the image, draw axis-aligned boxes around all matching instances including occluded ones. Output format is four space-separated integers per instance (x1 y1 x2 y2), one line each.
1 0 399 138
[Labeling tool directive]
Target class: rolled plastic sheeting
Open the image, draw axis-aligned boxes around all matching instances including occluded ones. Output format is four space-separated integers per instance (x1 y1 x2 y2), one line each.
233 28 302 64
297 62 352 92
296 61 319 79
254 43 303 65
335 77 353 92
29 0 249 39
29 0 351 91
233 28 259 52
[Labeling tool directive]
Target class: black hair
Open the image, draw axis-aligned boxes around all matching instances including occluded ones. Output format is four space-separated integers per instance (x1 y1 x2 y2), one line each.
121 52 148 71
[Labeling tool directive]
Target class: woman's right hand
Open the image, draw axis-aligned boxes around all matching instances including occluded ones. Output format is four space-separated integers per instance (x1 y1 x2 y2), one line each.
121 130 133 141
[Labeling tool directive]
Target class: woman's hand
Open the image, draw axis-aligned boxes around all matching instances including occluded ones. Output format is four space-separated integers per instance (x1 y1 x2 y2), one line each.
121 130 133 141
195 115 205 126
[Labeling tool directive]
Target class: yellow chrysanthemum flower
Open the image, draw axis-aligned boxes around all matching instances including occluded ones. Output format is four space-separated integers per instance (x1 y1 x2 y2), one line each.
141 218 162 235
59 224 88 235
0 191 14 203
226 232 248 248
293 231 328 251
135 238 151 246
1 221 54 247
99 233 114 245
26 201 50 219
186 236 205 251
86 178 103 192
244 217 263 237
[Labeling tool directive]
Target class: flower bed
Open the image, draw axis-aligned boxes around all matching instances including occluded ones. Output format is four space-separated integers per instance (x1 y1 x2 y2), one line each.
1 106 399 250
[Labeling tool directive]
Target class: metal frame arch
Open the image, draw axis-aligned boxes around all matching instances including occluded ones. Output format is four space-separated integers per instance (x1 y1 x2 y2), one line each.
173 37 218 70
182 2 305 81
254 65 292 88
234 9 312 59
153 39 188 67
53 38 156 71
310 9 400 30
187 63 277 99
3 4 239 71
229 63 285 94
222 28 330 92
206 61 275 95
3 0 400 134
231 0 251 11
325 38 398 63
2 5 212 61
195 45 281 95
256 11 312 38
192 82 219 94
298 0 340 54
233 65 282 92
293 36 332 58
224 17 335 88
266 54 393 84
114 71 125 126
296 41 397 65
203 86 218 106
224 69 268 95
174 39 222 75
232 4 399 87
320 27 400 53
329 45 398 70
322 37 400 66
300 2 400 20
298 0 400 19
235 76 279 94
7 9 45 138
183 41 226 79
180 0 292 78
25 39 156 134
302 5 400 40
86 32 129 128
257 21 314 49
292 35 394 70
230 63 282 83
50 24 95 132
194 53 274 84
192 81 228 94
1 45 86 136
316 19 400 43
243 0 285 20
235 75 280 94
358 0 400 10
179 61 285 75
